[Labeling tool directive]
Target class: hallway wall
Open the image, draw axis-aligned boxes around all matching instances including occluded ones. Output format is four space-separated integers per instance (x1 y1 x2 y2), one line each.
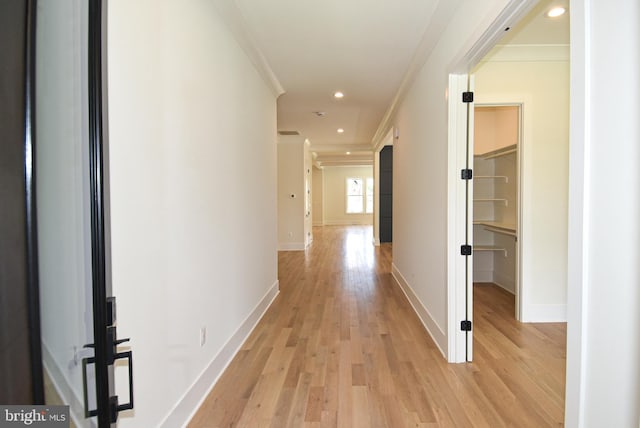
312 166 324 226
107 1 278 426
389 0 513 354
277 136 307 250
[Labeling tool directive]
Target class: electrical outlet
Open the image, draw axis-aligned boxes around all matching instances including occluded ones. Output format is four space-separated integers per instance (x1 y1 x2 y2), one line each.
199 326 207 347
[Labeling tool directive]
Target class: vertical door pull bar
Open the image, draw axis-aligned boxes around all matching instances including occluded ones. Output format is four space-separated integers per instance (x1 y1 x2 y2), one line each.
109 350 134 423
81 355 98 418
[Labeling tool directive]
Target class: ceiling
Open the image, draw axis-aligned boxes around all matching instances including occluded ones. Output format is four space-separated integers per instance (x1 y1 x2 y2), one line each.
231 0 569 167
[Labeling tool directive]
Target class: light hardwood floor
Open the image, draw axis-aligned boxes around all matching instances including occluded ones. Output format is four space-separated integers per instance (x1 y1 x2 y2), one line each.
190 226 566 427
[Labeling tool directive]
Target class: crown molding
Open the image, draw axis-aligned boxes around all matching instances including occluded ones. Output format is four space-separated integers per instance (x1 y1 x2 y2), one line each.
213 0 285 98
369 1 461 149
309 143 372 153
480 44 570 62
369 0 539 149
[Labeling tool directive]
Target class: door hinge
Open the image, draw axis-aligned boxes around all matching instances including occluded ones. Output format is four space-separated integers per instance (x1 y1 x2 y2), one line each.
461 169 473 180
461 320 472 331
461 244 472 256
462 91 474 103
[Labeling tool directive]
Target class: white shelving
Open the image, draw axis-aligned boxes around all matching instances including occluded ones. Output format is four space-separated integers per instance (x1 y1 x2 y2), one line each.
473 245 507 257
475 175 509 183
476 144 517 160
474 198 508 206
473 105 519 292
473 220 517 237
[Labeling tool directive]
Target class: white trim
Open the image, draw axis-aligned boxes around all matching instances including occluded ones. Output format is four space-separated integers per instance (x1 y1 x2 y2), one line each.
565 1 590 425
454 0 539 72
212 0 284 98
160 280 280 428
522 304 567 323
391 264 447 359
481 44 570 63
278 242 306 251
370 1 461 148
446 74 470 363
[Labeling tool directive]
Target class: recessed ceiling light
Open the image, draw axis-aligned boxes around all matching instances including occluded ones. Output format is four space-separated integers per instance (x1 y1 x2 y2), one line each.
334 91 344 99
346 152 351 155
546 6 566 18
337 128 344 133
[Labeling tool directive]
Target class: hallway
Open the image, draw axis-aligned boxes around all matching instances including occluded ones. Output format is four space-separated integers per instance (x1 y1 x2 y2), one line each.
189 226 565 427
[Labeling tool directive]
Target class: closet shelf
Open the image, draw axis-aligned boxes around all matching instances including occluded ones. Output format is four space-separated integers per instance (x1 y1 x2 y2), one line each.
475 144 517 160
473 221 517 238
475 175 509 183
473 198 508 206
473 245 507 257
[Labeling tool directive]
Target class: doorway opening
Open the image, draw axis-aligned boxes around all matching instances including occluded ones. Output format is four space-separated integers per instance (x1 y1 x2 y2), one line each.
449 0 570 363
472 104 521 324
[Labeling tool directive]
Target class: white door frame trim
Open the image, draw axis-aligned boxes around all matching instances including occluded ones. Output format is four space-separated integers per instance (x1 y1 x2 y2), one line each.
446 74 471 363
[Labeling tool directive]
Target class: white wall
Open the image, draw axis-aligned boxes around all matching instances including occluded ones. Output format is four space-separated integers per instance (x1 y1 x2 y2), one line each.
107 1 279 426
277 137 306 250
312 166 324 226
304 141 313 246
390 0 513 355
474 49 570 321
565 0 640 425
322 166 373 225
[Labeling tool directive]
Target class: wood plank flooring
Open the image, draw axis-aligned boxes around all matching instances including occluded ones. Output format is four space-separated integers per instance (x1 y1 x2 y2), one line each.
189 226 566 427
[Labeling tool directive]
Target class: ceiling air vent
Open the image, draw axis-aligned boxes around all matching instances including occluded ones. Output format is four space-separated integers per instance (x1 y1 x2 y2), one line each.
278 130 300 135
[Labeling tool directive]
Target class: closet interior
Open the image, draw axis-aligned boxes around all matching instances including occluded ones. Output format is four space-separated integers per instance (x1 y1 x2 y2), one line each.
473 105 519 309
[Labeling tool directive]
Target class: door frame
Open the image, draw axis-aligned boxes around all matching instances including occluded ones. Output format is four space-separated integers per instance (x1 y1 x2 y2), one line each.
446 0 538 363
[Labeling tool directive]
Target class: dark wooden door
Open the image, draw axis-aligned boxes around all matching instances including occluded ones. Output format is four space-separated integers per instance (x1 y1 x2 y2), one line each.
380 146 393 243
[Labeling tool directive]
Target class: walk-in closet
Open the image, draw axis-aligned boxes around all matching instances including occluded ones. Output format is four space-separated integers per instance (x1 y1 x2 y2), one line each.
473 105 519 317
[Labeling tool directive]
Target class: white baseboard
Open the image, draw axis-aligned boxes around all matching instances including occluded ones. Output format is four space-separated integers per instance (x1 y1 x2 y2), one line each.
522 303 567 323
373 237 380 246
159 280 280 428
391 264 447 358
322 220 373 226
278 242 305 251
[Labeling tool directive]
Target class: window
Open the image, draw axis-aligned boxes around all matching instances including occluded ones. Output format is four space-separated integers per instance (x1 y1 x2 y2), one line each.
346 177 374 214
346 178 363 213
